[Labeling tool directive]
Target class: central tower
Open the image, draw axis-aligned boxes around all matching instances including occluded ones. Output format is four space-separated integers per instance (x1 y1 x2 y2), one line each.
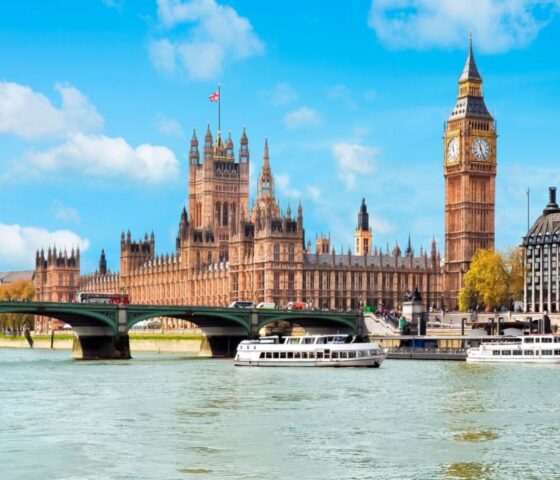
443 37 497 308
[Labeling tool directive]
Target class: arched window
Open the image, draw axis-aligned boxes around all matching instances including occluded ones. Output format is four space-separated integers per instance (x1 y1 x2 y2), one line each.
223 203 229 226
215 202 221 226
288 244 294 262
274 243 280 262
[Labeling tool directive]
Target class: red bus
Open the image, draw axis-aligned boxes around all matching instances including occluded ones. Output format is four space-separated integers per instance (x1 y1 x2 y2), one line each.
76 292 130 304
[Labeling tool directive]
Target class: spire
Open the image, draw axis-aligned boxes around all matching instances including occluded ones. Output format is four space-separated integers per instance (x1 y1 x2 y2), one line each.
99 249 107 275
544 187 560 215
204 124 213 161
357 198 369 231
226 131 234 159
405 234 413 257
460 33 482 82
257 137 274 198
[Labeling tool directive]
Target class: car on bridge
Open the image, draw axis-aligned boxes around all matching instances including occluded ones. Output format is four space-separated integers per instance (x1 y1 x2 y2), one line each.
228 301 254 309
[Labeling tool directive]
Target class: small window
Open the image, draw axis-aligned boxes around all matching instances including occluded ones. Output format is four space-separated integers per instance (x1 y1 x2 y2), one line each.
273 352 279 359
512 350 522 356
340 352 348 359
493 350 501 356
535 338 541 343
348 351 356 359
555 350 560 355
332 351 339 359
308 352 315 359
287 352 294 359
294 352 301 359
317 352 323 359
266 352 272 359
302 352 308 359
502 350 511 356
542 337 552 343
259 352 265 359
524 350 534 355
524 338 534 344
280 352 287 359
542 350 553 355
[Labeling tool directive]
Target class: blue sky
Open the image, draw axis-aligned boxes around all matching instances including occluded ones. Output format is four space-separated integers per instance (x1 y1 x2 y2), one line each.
1 0 560 273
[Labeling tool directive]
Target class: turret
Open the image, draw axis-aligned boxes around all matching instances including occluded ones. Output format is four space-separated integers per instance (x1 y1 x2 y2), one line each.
204 124 213 162
239 127 249 163
189 129 200 164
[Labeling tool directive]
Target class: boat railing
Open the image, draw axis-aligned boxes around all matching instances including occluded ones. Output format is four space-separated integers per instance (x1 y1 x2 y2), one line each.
383 347 468 355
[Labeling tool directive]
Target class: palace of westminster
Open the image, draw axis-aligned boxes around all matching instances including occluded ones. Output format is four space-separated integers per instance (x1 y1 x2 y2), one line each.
34 40 501 320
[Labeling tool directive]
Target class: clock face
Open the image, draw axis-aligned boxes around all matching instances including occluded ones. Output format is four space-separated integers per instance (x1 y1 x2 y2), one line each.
472 137 490 161
447 138 459 162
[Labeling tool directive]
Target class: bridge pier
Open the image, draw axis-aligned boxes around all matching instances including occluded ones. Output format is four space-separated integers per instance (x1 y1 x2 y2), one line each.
199 335 246 357
72 333 131 360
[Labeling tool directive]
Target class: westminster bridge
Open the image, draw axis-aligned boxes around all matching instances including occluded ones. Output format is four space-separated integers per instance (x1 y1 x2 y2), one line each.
0 301 363 359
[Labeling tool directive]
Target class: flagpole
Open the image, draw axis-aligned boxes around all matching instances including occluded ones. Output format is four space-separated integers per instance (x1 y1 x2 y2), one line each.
218 84 221 132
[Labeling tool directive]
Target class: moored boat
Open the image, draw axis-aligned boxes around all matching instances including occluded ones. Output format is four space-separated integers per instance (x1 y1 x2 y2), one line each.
466 334 560 363
234 334 386 367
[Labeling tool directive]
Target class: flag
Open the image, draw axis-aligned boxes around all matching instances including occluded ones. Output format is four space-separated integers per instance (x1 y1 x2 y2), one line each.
209 91 220 102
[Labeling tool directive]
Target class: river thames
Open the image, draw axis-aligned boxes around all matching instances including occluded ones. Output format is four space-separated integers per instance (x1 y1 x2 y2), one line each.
1 349 559 480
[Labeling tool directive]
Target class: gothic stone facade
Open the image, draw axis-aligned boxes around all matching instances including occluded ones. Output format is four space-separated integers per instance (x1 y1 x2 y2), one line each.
35 128 443 327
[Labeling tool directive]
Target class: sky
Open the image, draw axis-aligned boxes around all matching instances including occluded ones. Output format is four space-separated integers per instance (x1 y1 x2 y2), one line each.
1 0 560 273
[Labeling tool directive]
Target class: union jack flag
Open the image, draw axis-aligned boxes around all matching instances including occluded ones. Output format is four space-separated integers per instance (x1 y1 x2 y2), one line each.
209 91 220 102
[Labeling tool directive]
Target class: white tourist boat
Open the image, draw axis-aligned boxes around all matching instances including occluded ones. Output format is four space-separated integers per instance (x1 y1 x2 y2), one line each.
234 334 386 367
466 334 560 363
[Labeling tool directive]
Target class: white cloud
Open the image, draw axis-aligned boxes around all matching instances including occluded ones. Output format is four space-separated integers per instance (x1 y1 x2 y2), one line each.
150 0 264 80
333 142 378 190
275 173 301 199
51 201 81 224
22 133 180 183
368 0 560 53
283 107 322 130
154 114 185 137
0 223 89 270
265 82 298 106
307 185 321 203
149 39 177 73
371 216 396 234
0 81 103 140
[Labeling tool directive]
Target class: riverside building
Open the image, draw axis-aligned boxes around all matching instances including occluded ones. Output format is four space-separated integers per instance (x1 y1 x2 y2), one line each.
523 187 560 313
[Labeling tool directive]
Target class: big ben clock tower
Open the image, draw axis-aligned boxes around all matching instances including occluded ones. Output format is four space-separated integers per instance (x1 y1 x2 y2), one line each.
444 36 497 308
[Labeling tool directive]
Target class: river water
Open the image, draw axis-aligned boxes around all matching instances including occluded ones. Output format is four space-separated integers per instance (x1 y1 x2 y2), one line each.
1 348 559 480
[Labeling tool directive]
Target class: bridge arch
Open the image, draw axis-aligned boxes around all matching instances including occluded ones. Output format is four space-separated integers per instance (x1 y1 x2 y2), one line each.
0 303 117 332
256 311 358 334
126 308 251 334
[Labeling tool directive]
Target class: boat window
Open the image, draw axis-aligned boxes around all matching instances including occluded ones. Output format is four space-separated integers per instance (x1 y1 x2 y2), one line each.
348 351 356 359
524 338 534 344
340 352 348 359
302 352 308 359
303 338 315 344
294 352 301 359
369 350 377 356
493 350 500 356
332 351 339 359
555 337 560 343
287 352 294 359
286 338 299 344
316 337 326 344
259 352 265 359
524 350 534 355
502 350 511 356
535 338 541 343
280 352 287 359
542 350 553 355
357 350 364 358
273 352 279 359
512 350 522 356
317 352 323 359
555 350 560 355
542 337 552 343
266 352 272 359
308 352 315 359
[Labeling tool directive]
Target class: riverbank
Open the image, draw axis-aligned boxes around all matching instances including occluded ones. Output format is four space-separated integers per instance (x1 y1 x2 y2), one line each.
0 332 205 355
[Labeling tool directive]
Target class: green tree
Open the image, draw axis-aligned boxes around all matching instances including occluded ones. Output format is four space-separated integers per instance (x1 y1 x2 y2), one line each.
0 280 36 332
458 249 508 311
